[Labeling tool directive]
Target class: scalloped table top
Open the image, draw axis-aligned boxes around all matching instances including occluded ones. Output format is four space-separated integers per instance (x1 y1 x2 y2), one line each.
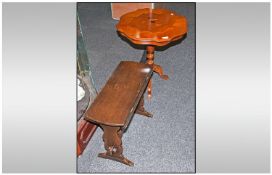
116 8 187 46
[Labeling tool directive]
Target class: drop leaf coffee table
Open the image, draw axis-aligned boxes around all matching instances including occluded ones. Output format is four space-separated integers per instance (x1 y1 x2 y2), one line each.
116 8 187 97
85 61 153 166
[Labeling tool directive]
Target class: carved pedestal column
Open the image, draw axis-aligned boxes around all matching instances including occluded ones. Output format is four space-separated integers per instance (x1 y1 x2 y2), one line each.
146 45 169 97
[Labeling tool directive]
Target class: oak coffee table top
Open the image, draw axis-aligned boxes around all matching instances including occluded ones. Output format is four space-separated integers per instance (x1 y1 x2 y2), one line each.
85 61 152 128
116 8 187 46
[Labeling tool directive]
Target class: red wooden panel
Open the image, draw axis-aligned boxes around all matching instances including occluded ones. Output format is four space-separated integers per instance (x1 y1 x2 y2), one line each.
77 117 97 156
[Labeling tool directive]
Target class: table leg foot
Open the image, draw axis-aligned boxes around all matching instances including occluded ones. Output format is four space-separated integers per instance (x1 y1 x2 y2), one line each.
98 152 134 166
135 109 153 118
136 95 153 117
99 125 133 166
153 64 169 80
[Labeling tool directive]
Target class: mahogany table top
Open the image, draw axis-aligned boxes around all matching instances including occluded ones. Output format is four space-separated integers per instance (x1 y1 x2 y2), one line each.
116 8 187 46
85 61 152 127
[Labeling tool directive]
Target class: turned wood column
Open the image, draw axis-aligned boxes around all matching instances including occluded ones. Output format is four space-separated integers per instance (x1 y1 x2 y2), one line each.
146 46 155 97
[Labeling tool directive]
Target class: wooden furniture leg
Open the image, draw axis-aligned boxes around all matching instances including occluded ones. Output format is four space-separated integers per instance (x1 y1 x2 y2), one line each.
135 95 153 117
146 46 154 97
153 64 169 80
98 125 134 166
146 46 169 97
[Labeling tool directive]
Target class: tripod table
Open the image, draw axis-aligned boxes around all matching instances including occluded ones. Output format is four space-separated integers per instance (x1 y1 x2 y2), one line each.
116 8 187 97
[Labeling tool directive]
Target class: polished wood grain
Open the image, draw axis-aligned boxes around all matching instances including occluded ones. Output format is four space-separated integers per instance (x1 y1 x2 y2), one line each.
116 8 187 97
116 8 187 46
85 61 153 166
85 61 152 128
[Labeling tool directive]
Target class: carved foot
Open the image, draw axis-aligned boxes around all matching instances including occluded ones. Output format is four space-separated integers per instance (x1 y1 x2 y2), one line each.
136 95 152 117
135 109 153 118
153 64 169 80
98 152 134 166
100 125 133 166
